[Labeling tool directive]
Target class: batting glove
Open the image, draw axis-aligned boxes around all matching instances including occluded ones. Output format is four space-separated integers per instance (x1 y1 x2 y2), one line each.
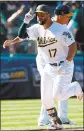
24 9 35 24
58 60 71 74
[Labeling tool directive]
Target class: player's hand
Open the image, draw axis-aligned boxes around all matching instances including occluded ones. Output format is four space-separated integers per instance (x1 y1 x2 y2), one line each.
24 8 35 24
58 60 70 74
3 40 13 49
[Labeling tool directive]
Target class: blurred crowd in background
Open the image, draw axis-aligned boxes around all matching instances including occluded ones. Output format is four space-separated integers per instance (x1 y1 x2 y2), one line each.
0 1 84 56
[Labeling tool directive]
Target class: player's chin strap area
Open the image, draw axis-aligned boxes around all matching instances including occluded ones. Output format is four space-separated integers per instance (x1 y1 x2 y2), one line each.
47 107 62 125
50 61 64 66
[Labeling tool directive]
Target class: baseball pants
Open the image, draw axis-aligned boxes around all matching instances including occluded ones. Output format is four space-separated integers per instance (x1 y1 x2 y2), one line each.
36 55 69 121
40 61 82 109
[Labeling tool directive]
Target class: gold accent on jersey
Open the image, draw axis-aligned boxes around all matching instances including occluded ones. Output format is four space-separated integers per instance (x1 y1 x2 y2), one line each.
37 37 57 47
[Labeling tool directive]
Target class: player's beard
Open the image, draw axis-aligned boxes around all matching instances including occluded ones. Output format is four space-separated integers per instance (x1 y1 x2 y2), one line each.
41 20 47 25
37 18 47 25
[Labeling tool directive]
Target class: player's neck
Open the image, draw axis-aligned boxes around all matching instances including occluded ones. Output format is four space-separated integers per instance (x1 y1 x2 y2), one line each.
43 20 53 29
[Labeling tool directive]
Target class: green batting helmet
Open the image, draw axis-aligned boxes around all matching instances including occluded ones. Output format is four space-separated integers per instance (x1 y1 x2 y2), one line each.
35 4 51 14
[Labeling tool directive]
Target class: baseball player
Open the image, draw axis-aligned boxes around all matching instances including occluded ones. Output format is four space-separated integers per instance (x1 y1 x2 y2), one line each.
3 4 83 130
37 5 77 126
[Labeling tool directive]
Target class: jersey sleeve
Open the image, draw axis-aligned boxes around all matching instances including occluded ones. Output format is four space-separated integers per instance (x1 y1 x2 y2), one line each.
26 24 39 40
61 27 75 46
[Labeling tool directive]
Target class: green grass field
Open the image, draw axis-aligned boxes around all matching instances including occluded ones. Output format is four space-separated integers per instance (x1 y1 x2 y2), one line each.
1 98 83 130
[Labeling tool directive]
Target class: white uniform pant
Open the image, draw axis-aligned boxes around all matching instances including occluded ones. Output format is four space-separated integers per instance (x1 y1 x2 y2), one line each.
41 62 82 109
58 100 68 119
36 55 68 120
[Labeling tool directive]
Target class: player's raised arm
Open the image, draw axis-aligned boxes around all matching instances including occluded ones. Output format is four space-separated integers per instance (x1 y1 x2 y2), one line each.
18 9 35 38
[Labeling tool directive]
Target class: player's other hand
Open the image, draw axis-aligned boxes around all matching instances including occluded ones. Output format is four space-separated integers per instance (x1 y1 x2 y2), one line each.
24 8 35 24
58 60 70 74
3 40 13 49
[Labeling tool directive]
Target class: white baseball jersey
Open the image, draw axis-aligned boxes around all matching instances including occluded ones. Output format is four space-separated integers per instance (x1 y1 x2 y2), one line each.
26 22 75 64
27 22 82 110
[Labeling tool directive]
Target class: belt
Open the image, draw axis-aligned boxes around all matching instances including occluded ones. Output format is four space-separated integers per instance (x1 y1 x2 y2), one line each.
50 61 64 66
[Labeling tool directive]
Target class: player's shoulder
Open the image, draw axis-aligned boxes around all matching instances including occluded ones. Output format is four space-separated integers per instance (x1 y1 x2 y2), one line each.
34 23 43 27
31 23 39 28
53 22 63 27
61 24 70 33
63 24 73 33
32 23 43 29
52 22 68 32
